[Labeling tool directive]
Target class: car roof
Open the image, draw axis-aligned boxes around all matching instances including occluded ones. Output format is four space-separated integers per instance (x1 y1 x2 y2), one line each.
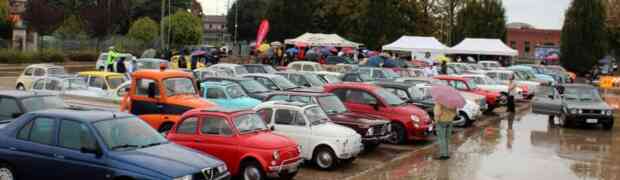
373 81 414 89
244 73 282 78
185 107 255 117
289 61 319 65
323 82 379 91
202 81 235 87
203 77 250 82
242 64 269 67
132 69 192 80
31 108 133 123
434 75 466 80
0 90 56 98
26 64 63 69
210 63 242 68
258 101 316 109
268 90 332 97
486 70 513 73
277 71 312 76
78 71 124 77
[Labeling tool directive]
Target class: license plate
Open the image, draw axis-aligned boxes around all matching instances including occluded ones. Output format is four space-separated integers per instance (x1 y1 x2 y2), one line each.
586 119 598 123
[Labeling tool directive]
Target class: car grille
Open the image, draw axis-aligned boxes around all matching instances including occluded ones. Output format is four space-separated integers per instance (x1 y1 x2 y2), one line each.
582 109 602 114
193 167 222 180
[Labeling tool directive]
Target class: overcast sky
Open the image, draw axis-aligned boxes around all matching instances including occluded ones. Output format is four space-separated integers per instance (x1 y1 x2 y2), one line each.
198 0 572 29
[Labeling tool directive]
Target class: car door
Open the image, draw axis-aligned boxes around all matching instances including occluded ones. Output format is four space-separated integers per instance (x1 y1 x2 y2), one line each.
48 119 109 180
532 86 563 115
11 117 62 179
169 116 200 149
129 78 163 128
197 115 239 170
272 109 311 155
342 89 382 116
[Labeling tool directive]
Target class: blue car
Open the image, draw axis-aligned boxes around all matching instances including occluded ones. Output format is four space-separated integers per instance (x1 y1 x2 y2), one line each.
0 109 230 180
201 81 262 109
509 65 556 85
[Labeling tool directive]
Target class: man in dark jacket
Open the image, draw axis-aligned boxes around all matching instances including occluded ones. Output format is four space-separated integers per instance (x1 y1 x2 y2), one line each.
116 57 127 73
440 61 448 75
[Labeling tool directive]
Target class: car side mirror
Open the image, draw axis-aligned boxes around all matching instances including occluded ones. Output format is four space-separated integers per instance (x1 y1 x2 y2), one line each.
147 82 157 98
270 125 275 131
81 147 102 158
11 113 23 118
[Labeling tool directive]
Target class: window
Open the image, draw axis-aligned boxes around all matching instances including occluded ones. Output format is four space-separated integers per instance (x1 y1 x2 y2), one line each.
274 109 305 126
34 68 45 76
332 89 348 100
290 74 309 87
45 79 61 91
201 116 233 135
451 81 469 90
342 74 361 82
17 120 33 140
136 79 158 97
24 68 33 76
255 77 278 90
373 70 386 79
257 109 273 124
302 65 314 72
510 41 516 49
89 77 107 90
29 117 56 145
291 96 313 104
346 90 377 105
177 117 198 134
386 88 409 100
59 120 96 150
268 95 289 101
163 78 196 97
0 97 20 120
524 41 531 53
291 64 302 71
486 73 497 79
206 87 226 99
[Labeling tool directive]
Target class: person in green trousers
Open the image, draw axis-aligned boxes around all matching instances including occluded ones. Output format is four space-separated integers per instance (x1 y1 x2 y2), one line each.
434 103 457 160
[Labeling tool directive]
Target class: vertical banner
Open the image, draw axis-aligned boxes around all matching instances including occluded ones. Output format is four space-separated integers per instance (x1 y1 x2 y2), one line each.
256 20 270 47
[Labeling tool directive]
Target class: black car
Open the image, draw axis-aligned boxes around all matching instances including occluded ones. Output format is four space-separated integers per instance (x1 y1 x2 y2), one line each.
202 77 276 100
0 91 68 123
242 64 278 74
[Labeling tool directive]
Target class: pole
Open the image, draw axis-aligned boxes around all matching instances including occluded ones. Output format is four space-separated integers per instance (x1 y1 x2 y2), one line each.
160 0 166 50
234 0 239 46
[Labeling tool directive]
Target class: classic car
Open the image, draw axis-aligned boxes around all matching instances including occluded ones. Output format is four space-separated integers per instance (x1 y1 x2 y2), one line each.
463 63 487 74
264 91 392 150
394 77 446 85
277 71 326 88
396 68 425 78
434 75 506 112
0 109 229 180
193 67 233 84
546 65 576 82
168 108 302 180
242 64 278 74
478 61 502 70
133 58 170 71
16 64 67 91
201 81 262 109
254 101 363 170
323 83 432 144
95 52 136 71
286 61 323 72
374 82 482 127
30 77 105 99
0 91 67 122
532 84 614 129
202 77 276 100
485 70 541 97
457 74 530 100
208 63 250 77
508 66 555 85
312 71 343 84
242 73 306 92
77 71 128 94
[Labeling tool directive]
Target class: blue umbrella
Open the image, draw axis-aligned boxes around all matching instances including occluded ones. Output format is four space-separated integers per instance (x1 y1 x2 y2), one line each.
367 56 385 67
320 47 332 56
286 48 299 54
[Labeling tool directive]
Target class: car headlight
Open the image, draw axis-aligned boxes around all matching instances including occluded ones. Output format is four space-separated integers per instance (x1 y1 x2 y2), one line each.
366 127 374 136
606 110 613 116
217 164 228 173
173 175 192 180
272 150 280 160
570 109 582 114
411 115 420 123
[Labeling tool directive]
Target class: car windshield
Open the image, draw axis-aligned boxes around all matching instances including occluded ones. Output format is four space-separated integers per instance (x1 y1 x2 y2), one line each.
22 95 67 112
305 106 329 126
272 76 299 90
515 70 535 80
409 87 432 100
94 117 168 151
305 74 326 86
64 78 88 90
377 88 406 106
563 87 603 102
235 66 249 75
226 85 247 98
234 113 268 133
163 78 196 96
48 68 66 75
107 76 125 89
238 79 269 93
317 95 348 114
264 66 278 73
322 75 342 83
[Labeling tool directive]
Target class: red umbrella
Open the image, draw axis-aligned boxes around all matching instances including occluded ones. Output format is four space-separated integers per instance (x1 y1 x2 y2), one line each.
295 42 307 48
544 54 559 61
430 85 465 109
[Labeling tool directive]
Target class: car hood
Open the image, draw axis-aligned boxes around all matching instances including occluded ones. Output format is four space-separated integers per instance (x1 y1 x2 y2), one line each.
311 122 360 138
109 143 223 178
565 101 612 110
168 95 216 108
238 131 298 149
327 112 390 127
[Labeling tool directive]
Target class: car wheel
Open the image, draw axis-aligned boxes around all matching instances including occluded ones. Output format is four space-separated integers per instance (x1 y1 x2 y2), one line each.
0 163 15 180
603 121 614 130
16 84 25 91
313 146 337 170
386 122 406 144
241 161 265 180
98 67 104 71
460 112 472 127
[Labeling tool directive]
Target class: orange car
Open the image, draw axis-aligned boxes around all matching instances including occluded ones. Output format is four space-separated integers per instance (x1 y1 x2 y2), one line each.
120 69 215 132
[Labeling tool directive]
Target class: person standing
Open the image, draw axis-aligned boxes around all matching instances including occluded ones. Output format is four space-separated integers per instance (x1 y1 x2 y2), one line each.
106 47 119 72
434 103 457 160
507 75 517 113
116 57 127 74
440 61 448 75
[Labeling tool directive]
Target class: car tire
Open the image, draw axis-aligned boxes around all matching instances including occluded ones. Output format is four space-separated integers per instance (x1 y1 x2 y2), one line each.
386 122 406 144
460 112 473 127
0 163 15 180
313 146 337 170
603 121 614 130
98 67 104 71
16 84 25 91
241 161 265 180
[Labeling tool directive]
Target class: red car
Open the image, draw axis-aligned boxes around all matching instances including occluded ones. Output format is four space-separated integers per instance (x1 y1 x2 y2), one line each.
167 108 302 180
434 75 507 111
323 83 432 144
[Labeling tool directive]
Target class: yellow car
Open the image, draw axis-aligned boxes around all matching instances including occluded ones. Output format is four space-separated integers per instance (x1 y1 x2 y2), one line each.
77 71 128 93
170 55 206 70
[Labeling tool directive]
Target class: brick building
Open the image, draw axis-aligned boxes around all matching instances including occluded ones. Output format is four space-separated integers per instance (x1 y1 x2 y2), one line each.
202 15 231 44
506 22 561 58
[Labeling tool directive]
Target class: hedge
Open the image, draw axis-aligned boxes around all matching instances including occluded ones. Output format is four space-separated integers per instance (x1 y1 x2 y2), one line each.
66 50 99 62
0 49 65 64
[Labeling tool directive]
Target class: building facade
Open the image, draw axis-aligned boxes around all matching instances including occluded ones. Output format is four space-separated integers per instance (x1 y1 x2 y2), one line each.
506 22 561 58
202 15 231 44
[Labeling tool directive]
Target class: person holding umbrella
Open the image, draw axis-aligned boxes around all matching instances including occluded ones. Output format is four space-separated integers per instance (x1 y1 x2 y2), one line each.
431 85 465 160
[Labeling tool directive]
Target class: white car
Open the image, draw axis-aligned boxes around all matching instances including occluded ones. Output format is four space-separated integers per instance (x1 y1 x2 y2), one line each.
30 77 104 98
16 64 67 91
207 63 249 77
255 101 363 170
95 52 136 71
485 70 539 98
478 61 503 70
287 61 323 72
414 83 482 126
458 74 526 99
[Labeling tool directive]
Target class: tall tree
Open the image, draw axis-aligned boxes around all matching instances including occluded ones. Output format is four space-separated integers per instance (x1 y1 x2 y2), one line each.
0 0 11 39
128 17 159 42
226 0 270 41
266 1 319 41
162 11 203 48
436 0 464 45
453 0 506 44
80 0 129 39
561 0 608 73
23 0 65 36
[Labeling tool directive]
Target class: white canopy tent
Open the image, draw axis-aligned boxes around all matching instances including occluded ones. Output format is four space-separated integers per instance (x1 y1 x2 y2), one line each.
382 36 449 53
284 33 361 48
449 38 518 56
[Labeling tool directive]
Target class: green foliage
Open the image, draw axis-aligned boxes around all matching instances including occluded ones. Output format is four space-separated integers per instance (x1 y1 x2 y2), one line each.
561 0 608 74
66 50 99 62
0 0 11 39
54 15 88 39
453 0 507 45
0 49 65 64
128 17 159 42
226 0 270 41
163 11 203 48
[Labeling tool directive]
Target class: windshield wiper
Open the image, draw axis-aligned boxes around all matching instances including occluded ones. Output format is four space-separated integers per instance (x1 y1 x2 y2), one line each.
141 142 167 148
111 144 140 150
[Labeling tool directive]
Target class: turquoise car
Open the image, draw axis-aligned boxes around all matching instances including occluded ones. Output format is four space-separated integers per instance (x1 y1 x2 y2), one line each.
508 66 556 85
201 81 262 109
